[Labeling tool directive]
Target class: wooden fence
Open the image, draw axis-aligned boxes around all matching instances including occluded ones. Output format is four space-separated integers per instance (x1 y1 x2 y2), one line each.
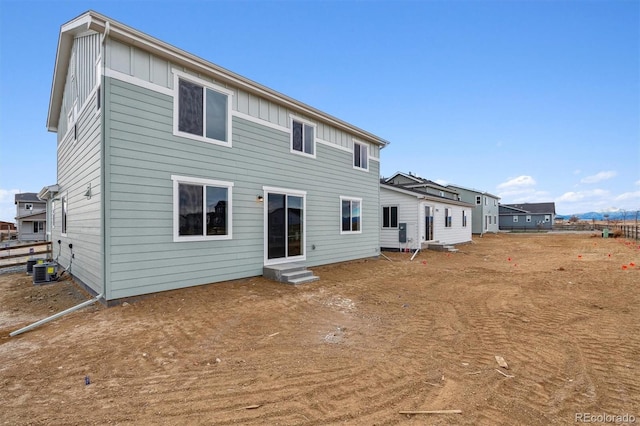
593 224 640 241
0 241 52 269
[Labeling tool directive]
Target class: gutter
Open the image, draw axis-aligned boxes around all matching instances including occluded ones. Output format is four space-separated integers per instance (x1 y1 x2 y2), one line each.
10 293 103 337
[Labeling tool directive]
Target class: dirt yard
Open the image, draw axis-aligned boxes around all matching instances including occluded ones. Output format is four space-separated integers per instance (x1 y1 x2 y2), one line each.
1 233 638 425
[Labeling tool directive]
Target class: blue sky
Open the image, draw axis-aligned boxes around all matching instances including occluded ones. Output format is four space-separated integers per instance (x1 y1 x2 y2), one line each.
0 0 638 222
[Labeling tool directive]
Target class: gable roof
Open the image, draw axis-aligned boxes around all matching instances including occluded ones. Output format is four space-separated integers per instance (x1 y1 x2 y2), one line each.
446 183 500 200
501 202 556 215
47 11 390 149
384 172 457 194
14 193 44 204
380 183 474 207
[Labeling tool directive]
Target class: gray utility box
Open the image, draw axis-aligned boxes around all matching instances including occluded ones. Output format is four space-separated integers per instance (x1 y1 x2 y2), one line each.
399 223 407 243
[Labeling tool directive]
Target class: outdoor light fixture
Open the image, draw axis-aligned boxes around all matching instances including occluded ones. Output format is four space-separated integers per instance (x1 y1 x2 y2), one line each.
257 195 264 202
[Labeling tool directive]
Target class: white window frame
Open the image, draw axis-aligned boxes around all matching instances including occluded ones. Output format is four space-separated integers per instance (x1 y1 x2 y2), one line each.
382 205 398 229
61 194 68 236
526 215 532 223
340 196 362 234
513 215 518 223
444 208 452 228
484 196 488 206
24 203 33 211
476 196 481 205
172 70 233 147
544 215 551 222
263 186 307 265
289 115 316 158
171 175 233 242
353 140 369 171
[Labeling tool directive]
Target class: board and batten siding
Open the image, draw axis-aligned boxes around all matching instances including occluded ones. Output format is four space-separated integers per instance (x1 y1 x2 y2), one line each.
57 33 101 140
53 87 103 295
104 76 380 300
104 38 380 159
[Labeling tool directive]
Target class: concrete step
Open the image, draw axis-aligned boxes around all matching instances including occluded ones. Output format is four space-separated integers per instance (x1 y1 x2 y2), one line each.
263 262 319 285
287 275 320 285
427 243 458 252
282 270 314 281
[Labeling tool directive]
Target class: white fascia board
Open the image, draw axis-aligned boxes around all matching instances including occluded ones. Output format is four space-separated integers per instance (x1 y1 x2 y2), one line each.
47 13 96 132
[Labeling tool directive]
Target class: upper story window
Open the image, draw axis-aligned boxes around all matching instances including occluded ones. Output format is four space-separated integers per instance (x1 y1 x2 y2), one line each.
173 71 232 147
544 215 551 222
382 206 398 228
172 175 233 242
291 117 315 157
476 196 481 205
24 203 33 211
494 199 497 206
353 141 368 171
513 215 518 222
341 197 361 234
526 215 532 222
484 196 488 206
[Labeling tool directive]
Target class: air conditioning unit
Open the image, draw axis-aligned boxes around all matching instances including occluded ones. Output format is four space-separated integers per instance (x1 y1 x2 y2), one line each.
33 263 58 284
26 258 45 275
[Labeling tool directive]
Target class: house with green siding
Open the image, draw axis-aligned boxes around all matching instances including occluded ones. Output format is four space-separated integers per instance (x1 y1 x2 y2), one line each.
46 11 389 303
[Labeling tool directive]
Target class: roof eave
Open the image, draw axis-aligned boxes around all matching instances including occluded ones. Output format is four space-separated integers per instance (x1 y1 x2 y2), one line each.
48 11 389 147
47 13 94 132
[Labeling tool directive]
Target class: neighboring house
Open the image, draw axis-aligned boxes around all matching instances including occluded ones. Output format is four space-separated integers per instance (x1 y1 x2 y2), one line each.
37 184 60 242
447 184 500 235
0 221 17 241
499 202 556 230
380 172 473 251
14 193 47 242
46 11 389 303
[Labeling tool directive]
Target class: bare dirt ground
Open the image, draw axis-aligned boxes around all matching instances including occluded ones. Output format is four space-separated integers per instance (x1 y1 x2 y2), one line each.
1 233 639 425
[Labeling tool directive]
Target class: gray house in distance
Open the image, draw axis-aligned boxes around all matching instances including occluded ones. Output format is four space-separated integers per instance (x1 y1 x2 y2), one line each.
499 202 556 231
46 11 389 303
447 184 500 235
14 193 47 241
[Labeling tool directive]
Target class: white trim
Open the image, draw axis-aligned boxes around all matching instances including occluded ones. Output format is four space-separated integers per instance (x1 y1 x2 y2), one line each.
105 67 173 96
172 69 234 96
232 111 289 134
61 193 68 237
262 186 307 196
381 205 399 229
172 70 233 147
368 155 380 163
171 175 234 242
316 138 351 153
289 115 317 159
352 140 369 172
262 186 307 266
340 196 363 235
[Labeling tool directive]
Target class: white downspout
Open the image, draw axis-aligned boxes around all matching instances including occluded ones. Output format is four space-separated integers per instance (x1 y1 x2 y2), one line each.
10 293 103 337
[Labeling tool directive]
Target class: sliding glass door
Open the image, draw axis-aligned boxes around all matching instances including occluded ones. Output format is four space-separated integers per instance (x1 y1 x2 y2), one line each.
265 188 305 263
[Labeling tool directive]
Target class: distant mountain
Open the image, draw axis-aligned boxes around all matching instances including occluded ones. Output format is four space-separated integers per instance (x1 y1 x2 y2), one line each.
557 211 639 221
